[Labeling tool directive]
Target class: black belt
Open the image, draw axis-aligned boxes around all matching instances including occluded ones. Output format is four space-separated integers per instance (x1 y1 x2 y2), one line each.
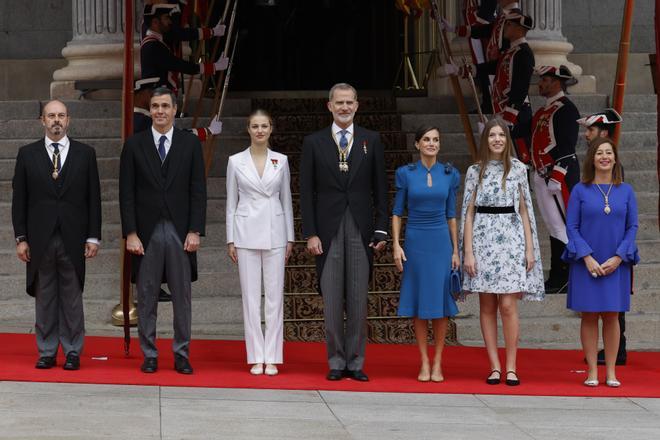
475 206 515 214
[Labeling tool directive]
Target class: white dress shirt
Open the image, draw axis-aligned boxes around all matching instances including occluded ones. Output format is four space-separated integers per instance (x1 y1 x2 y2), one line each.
151 126 174 158
331 122 354 156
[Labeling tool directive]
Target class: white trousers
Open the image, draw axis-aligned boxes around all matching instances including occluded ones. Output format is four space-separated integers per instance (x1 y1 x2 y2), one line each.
532 172 568 243
236 247 285 364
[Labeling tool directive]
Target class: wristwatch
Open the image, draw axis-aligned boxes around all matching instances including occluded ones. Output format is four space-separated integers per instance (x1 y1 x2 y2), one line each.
15 236 27 245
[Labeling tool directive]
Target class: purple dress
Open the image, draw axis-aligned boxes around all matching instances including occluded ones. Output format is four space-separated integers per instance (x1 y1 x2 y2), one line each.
562 182 639 312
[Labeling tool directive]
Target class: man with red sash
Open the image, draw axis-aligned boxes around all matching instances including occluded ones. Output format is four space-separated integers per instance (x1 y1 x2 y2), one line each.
140 3 228 95
531 65 580 293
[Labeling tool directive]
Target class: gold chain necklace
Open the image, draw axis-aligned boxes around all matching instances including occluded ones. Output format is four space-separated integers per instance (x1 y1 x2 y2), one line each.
594 182 613 214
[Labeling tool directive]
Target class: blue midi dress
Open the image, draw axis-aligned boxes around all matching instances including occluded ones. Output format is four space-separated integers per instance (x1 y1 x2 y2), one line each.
393 161 460 319
562 182 639 312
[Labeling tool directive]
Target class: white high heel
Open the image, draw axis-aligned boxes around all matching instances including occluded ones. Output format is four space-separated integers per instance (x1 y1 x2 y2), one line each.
606 379 621 388
583 378 599 387
250 363 264 375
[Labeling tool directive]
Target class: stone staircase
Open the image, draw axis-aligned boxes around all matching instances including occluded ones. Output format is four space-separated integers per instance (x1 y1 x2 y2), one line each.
0 93 657 350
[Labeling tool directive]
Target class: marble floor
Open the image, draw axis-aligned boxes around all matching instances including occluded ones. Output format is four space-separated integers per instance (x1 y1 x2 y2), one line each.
1 381 660 439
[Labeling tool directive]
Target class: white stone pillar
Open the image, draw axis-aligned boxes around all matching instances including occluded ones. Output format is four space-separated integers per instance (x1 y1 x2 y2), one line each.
522 0 595 92
51 0 143 99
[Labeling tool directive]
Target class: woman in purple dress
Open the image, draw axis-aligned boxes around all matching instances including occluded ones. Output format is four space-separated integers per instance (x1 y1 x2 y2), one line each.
563 137 639 388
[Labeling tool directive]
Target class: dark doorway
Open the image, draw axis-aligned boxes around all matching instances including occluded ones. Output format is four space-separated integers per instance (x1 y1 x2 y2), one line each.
230 0 404 91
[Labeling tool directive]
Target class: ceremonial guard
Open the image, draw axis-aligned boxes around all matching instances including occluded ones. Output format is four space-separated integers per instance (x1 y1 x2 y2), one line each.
442 0 516 113
134 77 160 134
140 3 228 94
531 66 580 293
489 10 535 163
578 108 623 143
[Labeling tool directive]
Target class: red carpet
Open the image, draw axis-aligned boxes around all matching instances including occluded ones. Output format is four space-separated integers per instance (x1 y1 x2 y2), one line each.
2 333 659 397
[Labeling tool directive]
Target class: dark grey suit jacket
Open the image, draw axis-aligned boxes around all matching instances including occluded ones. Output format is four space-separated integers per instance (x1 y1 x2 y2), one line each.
12 139 102 296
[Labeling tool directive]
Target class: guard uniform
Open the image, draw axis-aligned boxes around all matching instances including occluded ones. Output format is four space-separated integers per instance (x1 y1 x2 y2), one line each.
488 11 534 163
531 66 580 293
455 0 500 112
140 4 217 94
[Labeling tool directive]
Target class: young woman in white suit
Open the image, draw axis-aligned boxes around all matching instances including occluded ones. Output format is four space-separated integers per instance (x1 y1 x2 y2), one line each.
226 109 295 376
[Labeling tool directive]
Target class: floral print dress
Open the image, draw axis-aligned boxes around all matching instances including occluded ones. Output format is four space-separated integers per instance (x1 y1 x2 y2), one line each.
459 159 545 300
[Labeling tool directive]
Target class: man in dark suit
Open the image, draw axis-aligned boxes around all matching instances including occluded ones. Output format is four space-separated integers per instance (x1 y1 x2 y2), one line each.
12 100 102 371
132 76 219 305
119 87 207 375
300 83 389 382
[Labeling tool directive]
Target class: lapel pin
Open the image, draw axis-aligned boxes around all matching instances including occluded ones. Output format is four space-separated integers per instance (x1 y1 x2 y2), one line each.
363 141 368 155
271 158 279 169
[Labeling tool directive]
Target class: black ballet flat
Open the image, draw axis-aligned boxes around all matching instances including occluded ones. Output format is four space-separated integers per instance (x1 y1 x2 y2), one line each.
486 369 501 385
505 371 520 386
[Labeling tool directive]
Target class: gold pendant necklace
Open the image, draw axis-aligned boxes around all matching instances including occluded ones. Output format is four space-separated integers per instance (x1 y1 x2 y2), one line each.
51 151 61 180
333 130 353 173
594 182 613 214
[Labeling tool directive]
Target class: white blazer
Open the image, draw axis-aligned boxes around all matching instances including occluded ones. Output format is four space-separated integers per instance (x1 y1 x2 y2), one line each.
226 148 295 249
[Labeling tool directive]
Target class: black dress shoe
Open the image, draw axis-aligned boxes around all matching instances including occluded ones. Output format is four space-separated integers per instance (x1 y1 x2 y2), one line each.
63 353 80 370
505 371 520 386
158 288 172 302
141 357 158 373
486 369 501 385
174 354 193 374
346 369 369 381
35 356 56 369
596 349 627 366
326 369 344 381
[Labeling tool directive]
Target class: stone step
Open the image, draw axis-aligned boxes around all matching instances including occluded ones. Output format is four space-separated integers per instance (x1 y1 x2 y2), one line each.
0 222 228 248
0 244 237 278
0 268 242 301
617 94 658 113
455 289 660 318
401 112 658 134
0 296 246 328
396 95 611 115
0 198 227 225
454 311 660 349
0 176 228 202
0 98 252 121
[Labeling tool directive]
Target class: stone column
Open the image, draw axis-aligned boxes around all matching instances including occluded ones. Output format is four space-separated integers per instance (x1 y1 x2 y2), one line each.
522 0 595 92
50 0 143 99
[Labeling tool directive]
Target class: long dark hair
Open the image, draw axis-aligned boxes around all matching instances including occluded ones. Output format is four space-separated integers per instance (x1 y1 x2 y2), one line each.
582 137 623 185
476 118 514 191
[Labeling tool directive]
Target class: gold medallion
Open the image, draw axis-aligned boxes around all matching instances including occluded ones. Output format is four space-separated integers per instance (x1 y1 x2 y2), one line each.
52 171 59 180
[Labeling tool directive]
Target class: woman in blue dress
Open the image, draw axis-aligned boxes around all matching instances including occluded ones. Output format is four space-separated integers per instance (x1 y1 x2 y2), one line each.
563 137 639 388
392 126 460 383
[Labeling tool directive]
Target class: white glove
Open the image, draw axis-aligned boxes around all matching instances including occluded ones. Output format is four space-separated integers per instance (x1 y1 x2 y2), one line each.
547 179 562 194
440 17 456 33
439 63 459 77
477 121 485 136
212 22 226 37
208 117 223 135
214 55 229 72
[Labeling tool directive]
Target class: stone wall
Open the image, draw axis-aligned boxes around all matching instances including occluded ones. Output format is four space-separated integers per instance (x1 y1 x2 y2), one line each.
0 0 71 59
562 0 654 54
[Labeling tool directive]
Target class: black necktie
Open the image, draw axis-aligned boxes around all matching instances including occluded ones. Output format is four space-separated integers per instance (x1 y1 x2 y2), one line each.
158 135 167 162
